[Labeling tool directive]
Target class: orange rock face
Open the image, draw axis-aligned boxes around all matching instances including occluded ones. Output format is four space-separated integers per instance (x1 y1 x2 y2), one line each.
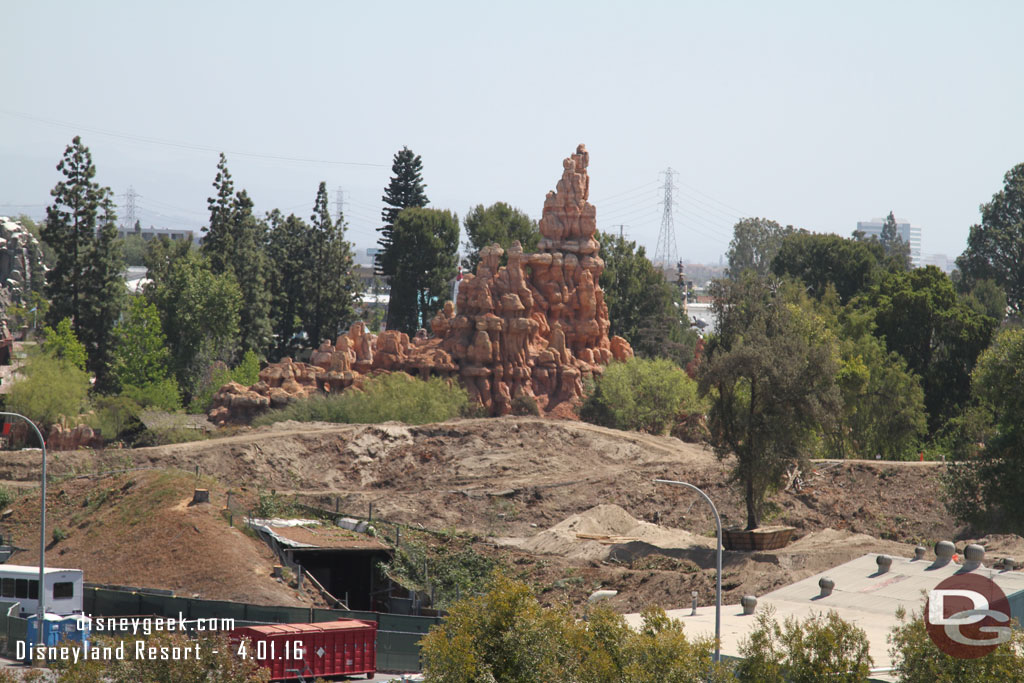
209 145 632 424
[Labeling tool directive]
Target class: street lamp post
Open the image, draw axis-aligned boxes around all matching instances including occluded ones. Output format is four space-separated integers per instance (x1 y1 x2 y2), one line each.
654 478 721 663
0 413 47 648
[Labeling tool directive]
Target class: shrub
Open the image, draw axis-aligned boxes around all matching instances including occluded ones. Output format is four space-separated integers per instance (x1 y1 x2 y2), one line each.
511 394 540 416
580 357 702 434
735 607 872 682
7 349 90 428
51 527 69 544
888 606 1024 682
87 395 144 442
420 574 731 682
41 318 87 371
121 377 182 411
254 373 469 426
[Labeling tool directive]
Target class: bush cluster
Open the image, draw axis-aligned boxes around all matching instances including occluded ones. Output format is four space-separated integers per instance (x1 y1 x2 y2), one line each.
253 372 470 427
580 357 703 434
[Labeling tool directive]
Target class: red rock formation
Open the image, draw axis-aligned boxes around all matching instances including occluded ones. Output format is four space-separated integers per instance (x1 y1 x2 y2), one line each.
209 145 632 424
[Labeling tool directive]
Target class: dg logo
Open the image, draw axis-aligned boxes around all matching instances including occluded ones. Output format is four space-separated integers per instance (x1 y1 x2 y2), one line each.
925 572 1012 658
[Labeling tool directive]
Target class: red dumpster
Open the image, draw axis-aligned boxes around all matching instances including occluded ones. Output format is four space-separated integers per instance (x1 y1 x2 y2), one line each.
230 619 376 681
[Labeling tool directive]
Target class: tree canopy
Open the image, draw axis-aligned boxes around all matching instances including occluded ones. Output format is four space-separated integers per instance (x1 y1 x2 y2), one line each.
956 162 1024 315
303 182 360 345
726 217 795 279
771 232 885 303
461 202 539 272
386 207 459 333
598 231 696 366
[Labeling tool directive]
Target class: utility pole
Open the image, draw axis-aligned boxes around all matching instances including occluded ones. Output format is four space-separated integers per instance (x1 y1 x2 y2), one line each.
611 224 628 240
654 168 679 268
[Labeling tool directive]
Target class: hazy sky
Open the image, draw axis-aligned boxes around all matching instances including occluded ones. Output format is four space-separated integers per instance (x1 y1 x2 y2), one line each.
3 1 1023 263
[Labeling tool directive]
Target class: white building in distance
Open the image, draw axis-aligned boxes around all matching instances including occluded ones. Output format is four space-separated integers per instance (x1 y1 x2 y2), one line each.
856 217 922 268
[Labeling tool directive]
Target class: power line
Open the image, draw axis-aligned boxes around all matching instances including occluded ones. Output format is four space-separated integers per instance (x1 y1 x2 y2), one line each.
0 108 388 168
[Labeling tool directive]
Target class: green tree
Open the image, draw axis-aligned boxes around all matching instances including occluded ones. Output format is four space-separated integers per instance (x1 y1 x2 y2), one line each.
377 146 429 274
42 318 87 371
148 249 242 400
771 232 885 303
831 313 927 460
79 199 126 391
461 202 539 272
201 152 235 274
41 136 125 387
736 608 872 682
265 209 310 355
700 274 841 529
726 217 795 279
7 349 90 428
879 211 911 269
119 232 148 266
110 297 180 409
303 182 360 345
598 232 697 366
956 162 1024 315
944 327 1024 530
201 155 272 357
387 208 459 333
580 357 702 434
855 266 997 433
888 607 1024 683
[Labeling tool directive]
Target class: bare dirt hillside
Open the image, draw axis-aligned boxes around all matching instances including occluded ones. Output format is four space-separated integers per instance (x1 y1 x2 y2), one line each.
0 469 315 606
0 417 987 613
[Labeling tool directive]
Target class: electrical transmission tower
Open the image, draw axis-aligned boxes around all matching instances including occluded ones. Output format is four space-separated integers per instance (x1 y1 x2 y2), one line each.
122 186 138 232
334 186 346 223
654 168 679 267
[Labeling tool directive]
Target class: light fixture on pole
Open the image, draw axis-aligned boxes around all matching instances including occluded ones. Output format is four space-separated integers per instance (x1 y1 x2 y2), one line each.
0 413 47 649
655 478 721 663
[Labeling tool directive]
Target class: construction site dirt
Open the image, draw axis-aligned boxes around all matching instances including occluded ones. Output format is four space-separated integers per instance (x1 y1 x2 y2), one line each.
0 417 1018 616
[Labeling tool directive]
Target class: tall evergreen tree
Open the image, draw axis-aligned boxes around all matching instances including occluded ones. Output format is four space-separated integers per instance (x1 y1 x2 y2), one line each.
200 155 272 357
266 209 311 356
41 136 125 388
228 190 273 356
304 182 360 345
377 147 429 305
879 211 911 269
201 153 235 274
78 195 126 391
387 208 459 333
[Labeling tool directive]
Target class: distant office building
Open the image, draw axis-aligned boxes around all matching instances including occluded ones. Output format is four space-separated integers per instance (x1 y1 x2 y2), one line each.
855 217 922 268
923 253 954 274
117 226 195 243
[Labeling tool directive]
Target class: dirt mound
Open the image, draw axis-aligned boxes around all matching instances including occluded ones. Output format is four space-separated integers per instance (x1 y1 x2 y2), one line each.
500 504 711 562
0 470 316 606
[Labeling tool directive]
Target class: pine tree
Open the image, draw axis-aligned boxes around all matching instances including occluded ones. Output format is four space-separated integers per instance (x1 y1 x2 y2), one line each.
304 182 360 344
41 136 125 387
201 153 234 274
880 211 911 269
266 209 311 355
78 195 126 391
200 155 272 357
229 190 273 356
377 146 429 281
43 136 105 329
